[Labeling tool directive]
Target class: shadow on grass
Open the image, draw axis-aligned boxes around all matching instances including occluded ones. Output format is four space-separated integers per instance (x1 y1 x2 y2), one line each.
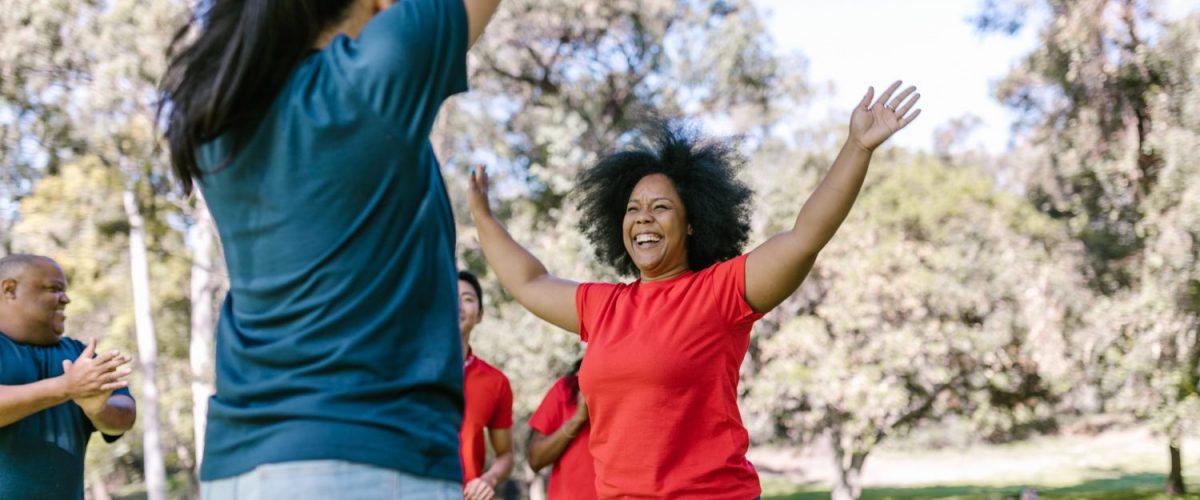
765 473 1200 500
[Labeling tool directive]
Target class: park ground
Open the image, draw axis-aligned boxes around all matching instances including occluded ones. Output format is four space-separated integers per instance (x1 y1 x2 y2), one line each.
754 424 1200 499
110 424 1200 499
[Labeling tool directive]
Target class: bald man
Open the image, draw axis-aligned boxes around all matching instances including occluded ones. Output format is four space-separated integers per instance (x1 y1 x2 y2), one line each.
0 254 136 499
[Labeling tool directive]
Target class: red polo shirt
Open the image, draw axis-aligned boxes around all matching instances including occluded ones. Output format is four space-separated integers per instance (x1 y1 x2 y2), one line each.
528 376 596 500
460 352 513 483
575 255 764 499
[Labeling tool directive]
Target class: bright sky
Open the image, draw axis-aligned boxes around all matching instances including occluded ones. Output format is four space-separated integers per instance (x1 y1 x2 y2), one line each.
753 0 1199 154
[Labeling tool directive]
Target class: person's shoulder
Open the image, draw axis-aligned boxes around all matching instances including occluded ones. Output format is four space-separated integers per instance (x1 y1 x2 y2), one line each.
58 336 86 351
694 254 750 283
474 357 510 381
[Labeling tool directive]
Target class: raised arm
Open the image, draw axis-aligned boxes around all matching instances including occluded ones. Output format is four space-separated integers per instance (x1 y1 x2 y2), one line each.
468 166 580 333
463 0 502 49
745 81 921 312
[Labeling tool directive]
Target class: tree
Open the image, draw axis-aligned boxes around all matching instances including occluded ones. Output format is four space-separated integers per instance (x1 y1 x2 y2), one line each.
979 1 1200 493
742 155 1088 500
1 0 192 497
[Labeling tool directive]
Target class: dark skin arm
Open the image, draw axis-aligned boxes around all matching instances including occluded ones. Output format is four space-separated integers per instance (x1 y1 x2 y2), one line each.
0 338 131 428
528 392 588 472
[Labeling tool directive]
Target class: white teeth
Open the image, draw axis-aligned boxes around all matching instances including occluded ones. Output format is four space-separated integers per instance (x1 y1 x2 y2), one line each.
634 234 661 244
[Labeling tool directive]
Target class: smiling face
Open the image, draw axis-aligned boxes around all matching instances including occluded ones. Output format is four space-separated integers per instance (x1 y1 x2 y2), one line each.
458 278 481 353
622 174 692 281
0 257 71 344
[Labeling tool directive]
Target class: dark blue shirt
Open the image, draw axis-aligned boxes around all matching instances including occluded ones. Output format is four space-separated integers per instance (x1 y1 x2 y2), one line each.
196 0 469 482
0 333 131 500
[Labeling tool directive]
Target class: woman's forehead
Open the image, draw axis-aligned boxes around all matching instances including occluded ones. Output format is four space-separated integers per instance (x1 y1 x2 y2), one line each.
628 174 679 201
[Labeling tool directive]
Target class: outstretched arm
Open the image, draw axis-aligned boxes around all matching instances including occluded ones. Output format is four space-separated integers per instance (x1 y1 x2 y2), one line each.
468 166 580 333
745 81 921 312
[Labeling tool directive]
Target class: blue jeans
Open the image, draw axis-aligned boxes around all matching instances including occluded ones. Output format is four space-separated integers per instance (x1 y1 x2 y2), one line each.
201 460 461 500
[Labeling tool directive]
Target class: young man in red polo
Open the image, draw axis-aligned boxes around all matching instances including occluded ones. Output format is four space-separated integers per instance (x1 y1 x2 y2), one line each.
458 271 514 500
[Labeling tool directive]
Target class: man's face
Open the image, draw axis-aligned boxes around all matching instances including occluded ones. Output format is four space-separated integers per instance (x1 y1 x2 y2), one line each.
458 279 482 343
1 259 71 339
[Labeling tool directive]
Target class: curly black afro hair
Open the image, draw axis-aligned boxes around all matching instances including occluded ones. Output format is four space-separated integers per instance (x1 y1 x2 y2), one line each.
576 119 754 277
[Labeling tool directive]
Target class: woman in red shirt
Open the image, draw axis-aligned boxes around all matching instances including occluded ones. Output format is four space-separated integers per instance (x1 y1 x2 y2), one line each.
528 360 595 500
468 82 920 499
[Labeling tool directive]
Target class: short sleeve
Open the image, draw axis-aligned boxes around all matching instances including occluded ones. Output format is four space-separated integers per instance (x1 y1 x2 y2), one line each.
528 378 567 435
327 0 468 141
489 373 514 430
707 254 766 326
575 282 620 343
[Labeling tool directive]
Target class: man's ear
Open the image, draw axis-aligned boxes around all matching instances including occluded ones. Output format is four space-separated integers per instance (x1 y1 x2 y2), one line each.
0 278 17 300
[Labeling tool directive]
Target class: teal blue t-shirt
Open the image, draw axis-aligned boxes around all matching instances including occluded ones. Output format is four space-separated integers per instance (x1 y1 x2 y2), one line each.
0 333 131 500
196 0 468 482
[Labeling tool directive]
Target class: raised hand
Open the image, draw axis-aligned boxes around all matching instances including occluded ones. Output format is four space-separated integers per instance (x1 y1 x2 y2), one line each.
60 338 131 413
467 165 492 220
848 80 921 152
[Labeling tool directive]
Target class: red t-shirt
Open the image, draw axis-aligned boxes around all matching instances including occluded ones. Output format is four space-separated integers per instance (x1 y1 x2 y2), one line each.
529 376 597 500
576 255 764 499
460 353 514 483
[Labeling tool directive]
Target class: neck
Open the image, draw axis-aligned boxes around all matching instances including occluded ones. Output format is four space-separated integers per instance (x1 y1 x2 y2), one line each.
640 265 690 282
0 320 56 346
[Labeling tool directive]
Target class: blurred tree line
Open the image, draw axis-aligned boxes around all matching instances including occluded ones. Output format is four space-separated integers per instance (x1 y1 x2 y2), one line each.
0 1 1195 499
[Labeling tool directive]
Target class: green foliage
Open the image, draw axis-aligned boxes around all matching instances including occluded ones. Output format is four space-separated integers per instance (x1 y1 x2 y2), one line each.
744 157 1088 467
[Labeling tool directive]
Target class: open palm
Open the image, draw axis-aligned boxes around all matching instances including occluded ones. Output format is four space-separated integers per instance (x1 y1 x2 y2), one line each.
849 81 921 152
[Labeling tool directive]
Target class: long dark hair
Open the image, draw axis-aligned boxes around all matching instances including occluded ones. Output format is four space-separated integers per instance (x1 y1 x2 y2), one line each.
158 0 358 194
565 358 583 401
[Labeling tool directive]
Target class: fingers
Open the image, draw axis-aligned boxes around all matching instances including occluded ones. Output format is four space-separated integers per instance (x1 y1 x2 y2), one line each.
872 80 903 111
102 353 132 370
99 380 130 392
899 108 923 128
888 85 917 111
92 349 119 365
895 91 920 117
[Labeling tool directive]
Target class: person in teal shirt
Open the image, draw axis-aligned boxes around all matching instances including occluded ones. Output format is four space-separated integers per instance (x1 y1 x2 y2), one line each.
159 1 502 498
0 254 136 500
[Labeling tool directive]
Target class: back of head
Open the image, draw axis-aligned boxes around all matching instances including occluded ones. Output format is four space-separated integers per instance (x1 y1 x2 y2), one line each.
158 0 359 194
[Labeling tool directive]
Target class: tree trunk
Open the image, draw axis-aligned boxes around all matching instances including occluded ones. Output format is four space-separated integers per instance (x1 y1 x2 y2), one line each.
123 190 168 500
829 425 867 500
188 194 218 471
1167 440 1186 496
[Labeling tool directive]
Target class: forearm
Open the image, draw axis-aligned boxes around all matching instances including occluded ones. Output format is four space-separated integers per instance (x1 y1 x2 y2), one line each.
0 378 70 427
473 212 551 300
480 451 513 486
85 395 135 436
789 141 873 252
528 417 587 471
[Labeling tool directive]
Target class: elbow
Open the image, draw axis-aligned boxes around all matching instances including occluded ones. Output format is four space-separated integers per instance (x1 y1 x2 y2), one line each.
526 449 549 473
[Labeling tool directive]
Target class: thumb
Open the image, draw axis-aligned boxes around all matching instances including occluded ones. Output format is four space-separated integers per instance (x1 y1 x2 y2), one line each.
62 359 73 374
81 338 97 359
859 86 874 111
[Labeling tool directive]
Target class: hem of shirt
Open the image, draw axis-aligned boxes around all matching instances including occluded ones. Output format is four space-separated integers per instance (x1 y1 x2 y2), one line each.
198 418 462 483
